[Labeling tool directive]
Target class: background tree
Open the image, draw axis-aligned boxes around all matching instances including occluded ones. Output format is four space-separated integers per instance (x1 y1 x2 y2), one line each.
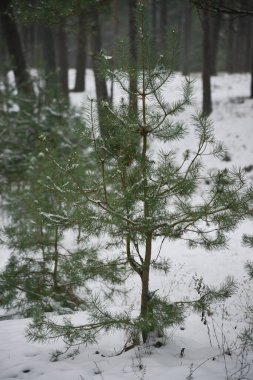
0 0 33 95
201 8 212 115
181 0 193 76
128 0 138 115
73 11 87 92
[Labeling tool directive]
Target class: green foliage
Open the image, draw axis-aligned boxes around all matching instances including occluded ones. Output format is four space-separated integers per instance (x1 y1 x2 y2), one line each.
1 5 252 351
0 81 127 316
24 20 252 349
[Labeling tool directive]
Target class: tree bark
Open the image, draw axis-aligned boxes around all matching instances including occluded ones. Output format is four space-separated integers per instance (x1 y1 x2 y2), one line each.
182 0 193 76
42 26 56 75
151 0 158 56
202 8 212 115
140 234 152 343
73 12 87 92
56 21 68 97
110 0 120 103
129 0 138 116
210 11 222 75
0 0 33 95
90 8 109 136
250 47 253 98
159 0 167 52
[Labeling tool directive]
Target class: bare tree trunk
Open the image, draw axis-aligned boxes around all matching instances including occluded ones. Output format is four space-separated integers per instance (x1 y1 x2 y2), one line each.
202 8 212 115
182 0 193 76
57 21 68 97
53 227 59 290
90 8 109 135
226 15 236 73
250 48 253 98
210 11 222 76
151 0 158 56
42 26 56 75
73 12 87 92
140 234 152 343
159 0 167 52
110 0 120 103
129 0 138 115
0 0 33 95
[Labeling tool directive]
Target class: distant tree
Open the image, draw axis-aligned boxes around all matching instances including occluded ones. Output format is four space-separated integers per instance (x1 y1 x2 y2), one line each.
159 0 167 52
128 0 138 115
56 21 69 97
42 25 56 77
201 8 212 115
190 0 253 16
192 0 253 97
181 0 193 76
0 0 33 95
210 6 223 76
251 49 253 98
73 11 87 92
90 6 109 133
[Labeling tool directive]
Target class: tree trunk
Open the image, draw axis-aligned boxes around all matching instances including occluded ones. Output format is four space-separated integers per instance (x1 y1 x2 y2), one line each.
129 0 138 115
210 11 222 76
159 0 167 52
73 12 87 92
0 18 7 77
110 0 120 103
140 234 152 343
90 8 109 136
42 26 56 75
53 227 59 290
0 0 33 95
250 48 253 98
226 16 236 73
151 0 158 56
182 0 192 76
57 21 68 97
202 8 212 116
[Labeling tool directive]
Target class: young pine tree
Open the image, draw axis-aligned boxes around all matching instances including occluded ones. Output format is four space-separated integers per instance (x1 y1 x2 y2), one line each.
27 4 252 349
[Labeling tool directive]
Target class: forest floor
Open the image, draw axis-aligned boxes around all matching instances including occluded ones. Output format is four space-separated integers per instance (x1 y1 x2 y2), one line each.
0 71 253 380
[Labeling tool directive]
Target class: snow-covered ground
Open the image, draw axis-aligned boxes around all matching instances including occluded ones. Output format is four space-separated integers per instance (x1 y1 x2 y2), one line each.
1 71 253 380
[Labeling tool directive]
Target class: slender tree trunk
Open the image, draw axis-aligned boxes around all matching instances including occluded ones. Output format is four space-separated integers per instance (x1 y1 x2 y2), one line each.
250 48 253 98
140 234 152 343
151 0 157 56
41 25 58 98
182 0 192 76
42 26 56 75
210 11 222 76
202 9 212 116
0 18 7 77
53 227 59 290
226 16 236 73
129 0 138 115
0 0 33 95
90 8 109 135
110 0 120 103
73 12 87 92
57 21 68 97
159 0 167 52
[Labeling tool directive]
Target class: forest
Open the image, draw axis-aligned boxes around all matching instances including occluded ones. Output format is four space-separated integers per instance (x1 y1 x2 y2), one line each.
0 1 253 379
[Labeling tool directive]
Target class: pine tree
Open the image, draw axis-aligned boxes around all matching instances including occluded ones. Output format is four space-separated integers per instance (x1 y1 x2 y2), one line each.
0 83 125 317
26 3 252 350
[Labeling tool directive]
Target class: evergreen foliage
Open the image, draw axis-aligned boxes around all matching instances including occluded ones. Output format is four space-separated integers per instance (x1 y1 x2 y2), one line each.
23 4 252 350
0 82 125 316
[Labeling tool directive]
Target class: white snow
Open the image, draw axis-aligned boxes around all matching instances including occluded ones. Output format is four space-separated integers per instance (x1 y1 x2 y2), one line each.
1 70 253 380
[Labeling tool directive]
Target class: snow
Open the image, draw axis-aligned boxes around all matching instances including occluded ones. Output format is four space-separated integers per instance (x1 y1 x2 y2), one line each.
1 70 253 379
